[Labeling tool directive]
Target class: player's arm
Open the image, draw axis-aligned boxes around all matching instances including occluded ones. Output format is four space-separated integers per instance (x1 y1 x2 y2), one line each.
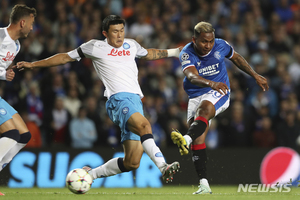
16 53 76 70
230 51 269 91
184 66 229 95
141 47 182 61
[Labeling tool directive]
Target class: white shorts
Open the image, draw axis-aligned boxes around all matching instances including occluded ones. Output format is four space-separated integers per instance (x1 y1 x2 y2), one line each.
187 89 230 124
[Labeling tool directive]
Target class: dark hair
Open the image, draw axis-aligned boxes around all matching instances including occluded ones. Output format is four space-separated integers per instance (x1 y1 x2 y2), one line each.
10 4 37 24
102 15 125 32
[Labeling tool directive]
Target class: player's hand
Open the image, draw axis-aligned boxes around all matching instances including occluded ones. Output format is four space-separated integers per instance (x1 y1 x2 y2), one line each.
16 61 33 71
6 69 15 81
255 74 269 92
209 81 229 95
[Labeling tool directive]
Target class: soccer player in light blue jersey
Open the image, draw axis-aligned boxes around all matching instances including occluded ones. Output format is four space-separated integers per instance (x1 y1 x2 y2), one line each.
171 22 269 194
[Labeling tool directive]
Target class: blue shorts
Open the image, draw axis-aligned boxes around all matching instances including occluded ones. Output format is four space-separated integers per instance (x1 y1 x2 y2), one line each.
0 97 17 125
106 92 143 143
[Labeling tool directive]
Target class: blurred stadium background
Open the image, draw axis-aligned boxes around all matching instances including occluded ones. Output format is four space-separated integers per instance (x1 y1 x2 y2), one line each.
0 0 300 188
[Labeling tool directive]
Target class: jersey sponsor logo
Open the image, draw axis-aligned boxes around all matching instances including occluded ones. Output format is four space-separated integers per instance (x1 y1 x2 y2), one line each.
123 42 130 49
0 108 7 115
122 107 129 114
198 63 220 76
108 49 131 56
214 51 221 60
182 60 191 65
2 52 15 62
181 53 189 61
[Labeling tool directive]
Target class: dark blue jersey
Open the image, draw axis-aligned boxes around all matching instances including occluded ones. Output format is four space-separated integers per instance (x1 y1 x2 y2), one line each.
179 38 234 98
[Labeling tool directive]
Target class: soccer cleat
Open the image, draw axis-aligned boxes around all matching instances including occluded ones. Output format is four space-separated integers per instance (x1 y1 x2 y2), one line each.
162 161 180 183
171 130 189 155
193 179 212 194
82 166 92 172
0 191 4 196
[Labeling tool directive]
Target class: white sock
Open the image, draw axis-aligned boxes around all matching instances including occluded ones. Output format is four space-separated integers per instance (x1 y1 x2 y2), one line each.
0 143 26 172
200 178 210 187
90 157 122 179
183 135 192 147
0 137 18 170
141 136 166 173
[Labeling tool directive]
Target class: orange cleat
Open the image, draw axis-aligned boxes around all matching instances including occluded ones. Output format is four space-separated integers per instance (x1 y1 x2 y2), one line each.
0 192 4 196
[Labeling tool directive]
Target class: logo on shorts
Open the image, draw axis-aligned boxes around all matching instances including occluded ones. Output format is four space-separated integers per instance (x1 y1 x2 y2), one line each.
0 108 7 115
123 42 130 49
122 107 129 114
155 152 163 157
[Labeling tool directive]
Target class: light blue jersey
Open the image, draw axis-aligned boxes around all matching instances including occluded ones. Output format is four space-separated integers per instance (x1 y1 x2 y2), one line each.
179 38 234 99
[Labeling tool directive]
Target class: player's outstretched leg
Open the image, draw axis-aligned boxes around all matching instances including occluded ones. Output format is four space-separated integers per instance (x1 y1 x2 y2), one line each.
193 178 212 194
161 161 180 183
171 130 189 155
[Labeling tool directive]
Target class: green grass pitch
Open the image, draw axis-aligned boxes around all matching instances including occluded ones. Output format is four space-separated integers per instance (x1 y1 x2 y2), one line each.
0 186 300 200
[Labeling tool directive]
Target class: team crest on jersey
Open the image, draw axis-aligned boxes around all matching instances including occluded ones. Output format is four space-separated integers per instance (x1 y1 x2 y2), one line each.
214 51 221 60
181 53 189 61
122 107 129 114
0 108 7 115
123 42 130 49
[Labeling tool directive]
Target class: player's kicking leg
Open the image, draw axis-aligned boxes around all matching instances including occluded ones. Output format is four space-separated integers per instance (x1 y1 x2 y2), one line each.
82 139 180 183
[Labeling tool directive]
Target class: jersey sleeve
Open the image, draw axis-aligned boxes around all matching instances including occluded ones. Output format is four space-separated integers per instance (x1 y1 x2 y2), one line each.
67 40 96 61
131 39 148 58
219 39 234 59
179 51 195 72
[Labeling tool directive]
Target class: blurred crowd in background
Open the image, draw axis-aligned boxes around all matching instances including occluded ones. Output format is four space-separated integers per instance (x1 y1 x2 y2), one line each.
0 0 300 150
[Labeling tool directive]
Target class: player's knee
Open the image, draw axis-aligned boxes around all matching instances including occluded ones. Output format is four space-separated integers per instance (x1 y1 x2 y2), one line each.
193 137 205 144
19 132 31 144
197 103 215 118
137 121 151 134
1 129 20 142
123 158 140 170
124 161 140 171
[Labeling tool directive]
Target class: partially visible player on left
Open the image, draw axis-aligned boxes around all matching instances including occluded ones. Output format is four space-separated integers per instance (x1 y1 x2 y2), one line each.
0 4 36 196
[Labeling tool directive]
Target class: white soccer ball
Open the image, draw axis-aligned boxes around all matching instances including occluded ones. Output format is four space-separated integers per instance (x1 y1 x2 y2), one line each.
66 168 93 194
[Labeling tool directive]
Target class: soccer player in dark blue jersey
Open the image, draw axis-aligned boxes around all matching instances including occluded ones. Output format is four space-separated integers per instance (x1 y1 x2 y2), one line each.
171 22 269 194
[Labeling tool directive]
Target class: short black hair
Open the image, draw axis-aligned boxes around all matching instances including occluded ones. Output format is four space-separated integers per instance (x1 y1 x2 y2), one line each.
102 15 125 32
10 4 36 24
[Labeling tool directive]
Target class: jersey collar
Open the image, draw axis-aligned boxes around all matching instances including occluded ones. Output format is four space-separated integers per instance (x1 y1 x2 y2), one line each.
4 27 16 42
